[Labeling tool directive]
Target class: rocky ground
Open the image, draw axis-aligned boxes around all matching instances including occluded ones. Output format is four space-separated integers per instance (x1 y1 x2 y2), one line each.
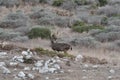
0 46 120 80
0 0 120 80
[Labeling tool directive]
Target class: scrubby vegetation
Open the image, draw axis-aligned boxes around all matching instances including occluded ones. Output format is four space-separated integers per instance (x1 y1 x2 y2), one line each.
52 0 64 6
98 0 108 6
101 16 108 25
74 0 88 5
28 27 51 39
72 21 104 33
39 0 47 3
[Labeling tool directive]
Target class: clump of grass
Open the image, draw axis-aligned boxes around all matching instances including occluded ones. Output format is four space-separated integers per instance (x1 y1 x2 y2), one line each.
34 48 75 59
35 48 57 57
72 23 104 33
74 0 88 5
98 0 108 6
23 57 35 64
39 0 47 3
52 0 64 6
28 27 51 39
73 21 85 26
101 16 108 25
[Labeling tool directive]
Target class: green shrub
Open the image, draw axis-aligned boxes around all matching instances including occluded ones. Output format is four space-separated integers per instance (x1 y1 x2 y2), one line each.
28 27 51 39
39 0 47 3
52 0 64 6
74 0 88 5
101 16 108 25
73 21 85 26
98 0 108 6
72 24 104 33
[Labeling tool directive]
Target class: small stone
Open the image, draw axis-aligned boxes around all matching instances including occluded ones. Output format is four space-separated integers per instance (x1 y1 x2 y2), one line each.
82 76 87 79
75 54 83 61
9 62 18 66
25 55 32 59
60 70 64 73
48 68 57 73
22 51 28 56
84 64 89 68
35 61 43 67
45 77 49 80
17 71 26 79
39 67 49 73
27 73 34 79
108 76 112 80
68 69 73 72
2 67 11 74
14 76 21 80
24 67 31 71
0 62 6 67
109 69 115 74
14 68 17 71
27 49 33 55
54 64 61 69
92 65 99 69
0 52 7 56
55 78 60 80
32 67 40 71
12 56 24 63
82 70 87 72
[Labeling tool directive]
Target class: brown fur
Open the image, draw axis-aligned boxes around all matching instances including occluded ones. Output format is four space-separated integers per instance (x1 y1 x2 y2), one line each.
50 34 72 52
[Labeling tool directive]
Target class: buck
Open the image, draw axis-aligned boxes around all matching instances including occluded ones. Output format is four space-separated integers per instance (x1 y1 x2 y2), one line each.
50 34 72 53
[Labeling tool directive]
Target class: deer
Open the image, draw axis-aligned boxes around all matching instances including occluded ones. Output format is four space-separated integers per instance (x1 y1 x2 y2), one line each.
50 34 72 53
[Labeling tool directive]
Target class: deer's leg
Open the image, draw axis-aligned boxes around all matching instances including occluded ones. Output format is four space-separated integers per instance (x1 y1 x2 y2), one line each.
64 51 67 54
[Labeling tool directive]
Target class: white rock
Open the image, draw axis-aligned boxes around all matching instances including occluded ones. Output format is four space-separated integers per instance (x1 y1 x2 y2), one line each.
45 77 49 80
27 49 33 55
55 78 60 80
82 70 87 72
14 68 17 71
48 68 57 73
17 71 26 79
14 76 21 80
53 64 61 69
24 67 31 71
2 66 11 74
22 51 28 56
60 70 64 73
68 69 73 72
108 76 112 80
27 73 34 79
35 61 43 67
0 62 6 67
51 58 57 63
0 52 7 56
32 67 40 71
25 55 32 59
84 64 89 68
82 76 87 79
39 68 49 73
75 54 83 61
109 69 115 74
9 62 18 66
12 56 24 63
92 65 99 69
